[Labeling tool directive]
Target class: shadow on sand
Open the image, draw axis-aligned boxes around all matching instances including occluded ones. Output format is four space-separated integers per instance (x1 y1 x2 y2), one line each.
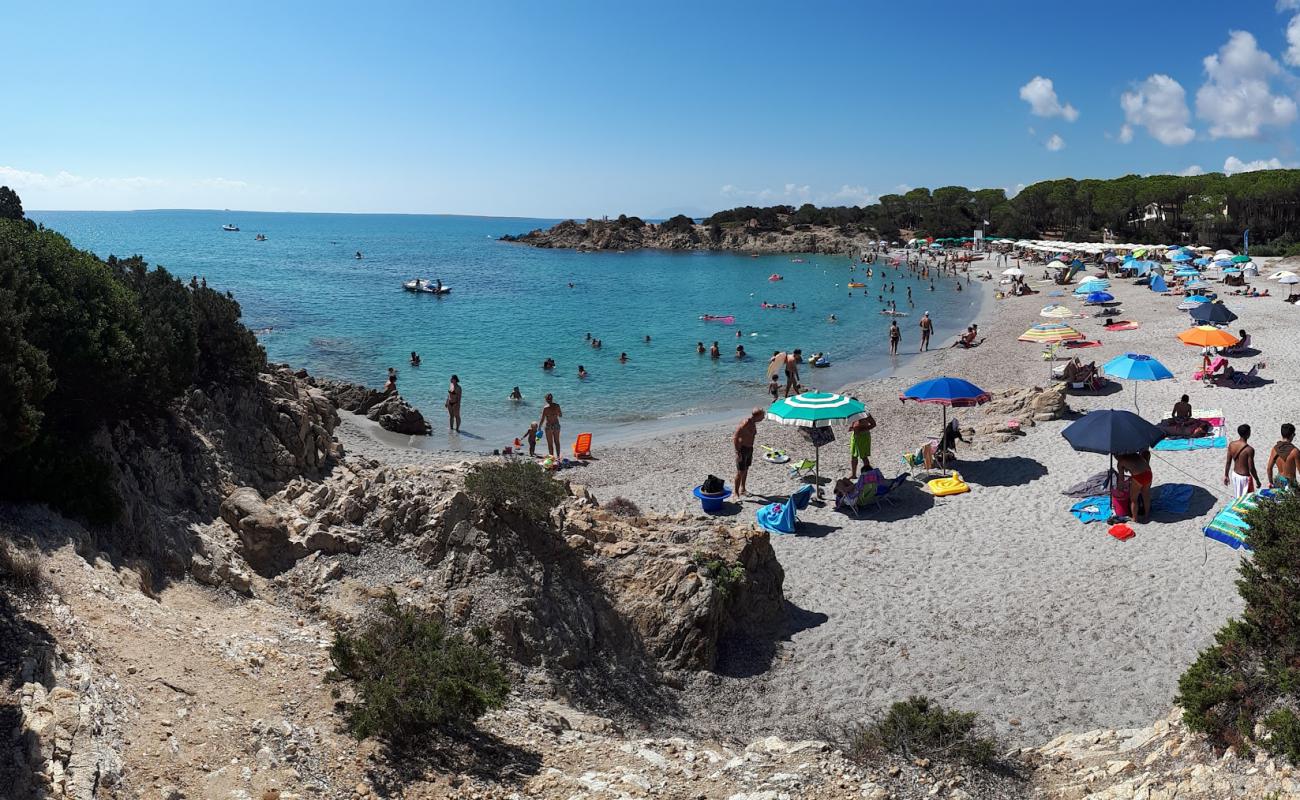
715 599 828 679
959 455 1050 487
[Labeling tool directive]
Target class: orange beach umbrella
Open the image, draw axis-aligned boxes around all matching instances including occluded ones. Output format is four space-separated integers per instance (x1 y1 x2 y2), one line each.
1176 326 1240 349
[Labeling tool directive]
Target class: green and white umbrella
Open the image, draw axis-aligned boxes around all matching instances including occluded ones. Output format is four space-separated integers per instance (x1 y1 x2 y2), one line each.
767 392 868 497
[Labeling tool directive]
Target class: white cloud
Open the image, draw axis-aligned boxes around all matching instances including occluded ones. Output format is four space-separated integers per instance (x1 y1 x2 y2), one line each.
1019 77 1079 121
0 165 163 192
1045 134 1065 151
0 165 270 211
1178 165 1205 176
1005 183 1026 199
720 183 875 206
1120 74 1195 145
1285 13 1300 67
199 177 251 190
1223 155 1285 174
1280 0 1300 10
1195 31 1298 138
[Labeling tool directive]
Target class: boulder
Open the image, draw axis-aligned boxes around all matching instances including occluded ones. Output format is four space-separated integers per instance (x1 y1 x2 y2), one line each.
364 394 432 435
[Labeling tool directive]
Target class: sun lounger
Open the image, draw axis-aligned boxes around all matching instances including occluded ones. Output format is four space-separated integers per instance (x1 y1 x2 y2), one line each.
874 472 911 505
1223 363 1264 387
1193 356 1227 381
835 470 881 516
1222 334 1251 355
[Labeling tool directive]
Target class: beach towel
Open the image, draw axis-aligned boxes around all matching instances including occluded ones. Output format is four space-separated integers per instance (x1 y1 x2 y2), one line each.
1192 409 1225 428
1104 321 1139 331
1204 495 1257 550
1063 471 1111 497
1065 340 1102 349
1150 483 1193 514
1153 436 1227 452
756 500 796 534
1070 495 1112 523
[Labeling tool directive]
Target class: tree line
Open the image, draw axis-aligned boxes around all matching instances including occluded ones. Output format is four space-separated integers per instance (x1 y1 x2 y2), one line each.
699 169 1300 253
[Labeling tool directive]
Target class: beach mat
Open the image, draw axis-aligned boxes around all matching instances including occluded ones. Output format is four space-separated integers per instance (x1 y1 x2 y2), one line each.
1063 471 1110 498
1104 321 1139 331
1204 496 1256 550
1065 340 1102 349
1150 483 1193 513
1153 436 1227 452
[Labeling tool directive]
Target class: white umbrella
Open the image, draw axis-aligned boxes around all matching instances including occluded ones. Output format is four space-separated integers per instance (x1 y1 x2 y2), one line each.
1001 267 1025 277
1269 271 1298 280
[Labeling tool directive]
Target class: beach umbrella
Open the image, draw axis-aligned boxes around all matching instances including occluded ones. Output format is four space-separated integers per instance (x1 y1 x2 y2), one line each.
899 377 990 473
1103 254 1120 264
1178 325 1240 354
1001 267 1025 276
1281 274 1300 297
1102 353 1174 413
1184 294 1211 303
1231 255 1251 263
1193 257 1210 266
1214 259 1234 267
1171 252 1193 262
1222 267 1242 275
1040 304 1076 318
1189 303 1238 326
1084 291 1114 304
1269 270 1298 280
1018 322 1084 343
1174 267 1200 277
766 392 868 497
1133 248 1148 258
1062 409 1166 483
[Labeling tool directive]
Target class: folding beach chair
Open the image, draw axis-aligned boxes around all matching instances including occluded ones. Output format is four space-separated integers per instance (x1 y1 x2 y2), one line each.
573 432 593 458
789 458 816 478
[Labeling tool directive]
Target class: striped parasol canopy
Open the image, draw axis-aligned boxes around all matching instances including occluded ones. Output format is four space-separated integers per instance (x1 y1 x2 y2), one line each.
1040 304 1077 318
1019 322 1084 343
766 392 868 428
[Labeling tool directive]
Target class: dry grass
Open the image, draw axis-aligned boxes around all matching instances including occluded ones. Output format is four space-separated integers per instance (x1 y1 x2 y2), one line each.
0 538 45 592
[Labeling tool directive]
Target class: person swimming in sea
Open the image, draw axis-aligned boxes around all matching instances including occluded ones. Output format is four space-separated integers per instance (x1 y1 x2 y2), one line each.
828 314 838 323
697 341 706 354
509 386 523 402
409 351 421 366
736 344 746 358
578 365 588 379
709 341 720 359
542 357 555 370
619 352 628 363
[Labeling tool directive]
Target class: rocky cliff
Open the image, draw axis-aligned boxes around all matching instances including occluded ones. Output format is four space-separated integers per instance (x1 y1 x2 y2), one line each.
502 217 879 255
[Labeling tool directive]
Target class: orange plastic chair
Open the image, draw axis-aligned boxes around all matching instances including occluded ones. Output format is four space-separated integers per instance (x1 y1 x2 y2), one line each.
573 432 593 459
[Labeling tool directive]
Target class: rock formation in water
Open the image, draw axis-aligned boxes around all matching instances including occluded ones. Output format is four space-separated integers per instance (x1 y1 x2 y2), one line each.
316 378 432 435
501 216 880 255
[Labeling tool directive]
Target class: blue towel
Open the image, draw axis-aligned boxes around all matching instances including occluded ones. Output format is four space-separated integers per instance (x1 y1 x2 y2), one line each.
1150 483 1193 514
756 500 796 534
1153 435 1226 452
1070 495 1112 524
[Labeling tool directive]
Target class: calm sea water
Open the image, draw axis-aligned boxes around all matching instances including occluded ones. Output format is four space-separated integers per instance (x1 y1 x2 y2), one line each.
32 210 979 449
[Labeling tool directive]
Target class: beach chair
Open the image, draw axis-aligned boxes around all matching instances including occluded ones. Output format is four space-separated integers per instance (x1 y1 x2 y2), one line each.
1193 356 1227 381
836 470 882 516
789 458 816 478
790 484 815 510
874 472 911 505
1223 334 1251 355
573 432 593 458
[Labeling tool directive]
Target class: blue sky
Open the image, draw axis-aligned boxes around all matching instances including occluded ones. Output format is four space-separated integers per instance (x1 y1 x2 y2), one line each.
4 0 1300 217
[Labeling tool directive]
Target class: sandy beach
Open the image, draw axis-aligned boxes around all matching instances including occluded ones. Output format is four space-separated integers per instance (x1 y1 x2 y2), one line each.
337 253 1296 745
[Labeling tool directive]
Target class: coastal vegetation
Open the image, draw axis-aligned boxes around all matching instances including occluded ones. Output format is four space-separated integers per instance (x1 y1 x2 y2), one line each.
329 594 510 744
0 188 266 521
1177 491 1300 759
464 460 566 521
847 695 1001 770
703 170 1300 252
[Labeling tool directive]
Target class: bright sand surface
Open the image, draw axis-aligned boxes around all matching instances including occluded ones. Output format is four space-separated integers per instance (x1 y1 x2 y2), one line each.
338 254 1296 743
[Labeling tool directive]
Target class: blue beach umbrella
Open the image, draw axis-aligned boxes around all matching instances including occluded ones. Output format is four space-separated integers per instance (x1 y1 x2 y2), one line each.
900 377 991 473
1214 259 1233 267
1171 252 1194 262
1184 293 1210 304
1193 257 1210 266
1062 409 1166 485
1085 291 1114 304
1102 353 1174 412
1174 267 1200 277
1222 267 1242 275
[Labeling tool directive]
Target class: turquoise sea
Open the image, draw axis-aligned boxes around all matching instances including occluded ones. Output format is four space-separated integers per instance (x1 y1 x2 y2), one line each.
32 210 980 449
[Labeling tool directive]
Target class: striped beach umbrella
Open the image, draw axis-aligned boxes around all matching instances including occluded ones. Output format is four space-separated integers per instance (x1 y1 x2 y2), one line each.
1040 304 1077 318
766 392 868 497
1018 322 1084 343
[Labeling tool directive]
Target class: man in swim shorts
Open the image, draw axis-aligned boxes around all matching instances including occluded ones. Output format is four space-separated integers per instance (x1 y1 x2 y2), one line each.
733 408 763 497
1225 424 1260 498
848 411 877 477
1267 423 1298 489
918 312 932 352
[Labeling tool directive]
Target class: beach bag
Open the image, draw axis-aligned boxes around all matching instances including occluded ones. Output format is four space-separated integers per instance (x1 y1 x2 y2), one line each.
701 474 725 495
801 426 836 447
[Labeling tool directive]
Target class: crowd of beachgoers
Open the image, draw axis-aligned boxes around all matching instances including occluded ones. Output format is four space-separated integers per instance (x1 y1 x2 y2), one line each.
337 238 1297 744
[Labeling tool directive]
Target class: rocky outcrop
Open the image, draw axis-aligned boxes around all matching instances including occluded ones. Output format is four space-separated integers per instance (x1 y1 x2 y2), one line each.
974 385 1071 442
1026 707 1298 798
316 379 431 435
502 217 877 255
95 365 340 574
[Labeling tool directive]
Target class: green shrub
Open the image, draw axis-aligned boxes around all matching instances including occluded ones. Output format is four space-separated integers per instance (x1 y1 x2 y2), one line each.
691 551 746 599
329 595 509 744
1177 491 1300 757
847 696 999 768
464 460 565 521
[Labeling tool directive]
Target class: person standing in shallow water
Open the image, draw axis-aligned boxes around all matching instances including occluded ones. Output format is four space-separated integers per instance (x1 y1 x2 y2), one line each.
888 320 901 355
919 312 933 352
538 393 562 458
445 375 462 432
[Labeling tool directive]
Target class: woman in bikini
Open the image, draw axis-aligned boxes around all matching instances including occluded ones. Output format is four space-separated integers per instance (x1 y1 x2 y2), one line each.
445 375 462 432
538 393 562 458
1116 451 1152 523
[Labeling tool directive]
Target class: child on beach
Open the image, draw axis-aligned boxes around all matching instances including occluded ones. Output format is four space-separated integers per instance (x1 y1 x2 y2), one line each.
525 422 539 457
768 375 779 401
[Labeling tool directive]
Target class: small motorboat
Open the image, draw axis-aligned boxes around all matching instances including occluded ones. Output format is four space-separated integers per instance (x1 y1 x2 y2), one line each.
403 279 451 295
791 258 804 263
699 314 735 324
222 224 239 231
254 233 267 241
768 274 783 281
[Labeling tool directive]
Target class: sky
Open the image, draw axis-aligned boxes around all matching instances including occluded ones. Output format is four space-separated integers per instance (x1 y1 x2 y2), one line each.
5 0 1300 218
